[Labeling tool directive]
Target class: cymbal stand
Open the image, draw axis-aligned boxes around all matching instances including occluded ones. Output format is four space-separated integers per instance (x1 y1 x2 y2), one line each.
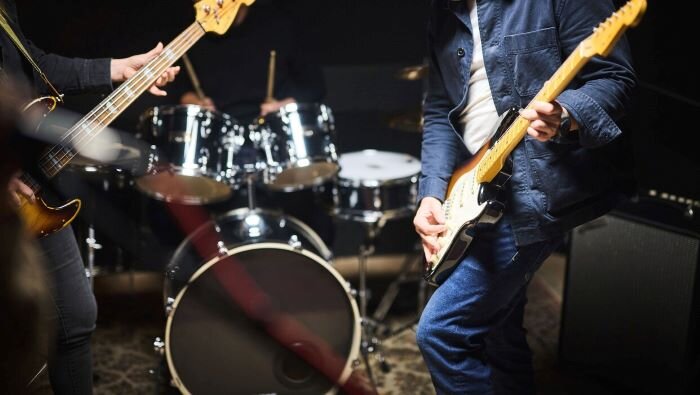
245 172 257 210
357 219 390 390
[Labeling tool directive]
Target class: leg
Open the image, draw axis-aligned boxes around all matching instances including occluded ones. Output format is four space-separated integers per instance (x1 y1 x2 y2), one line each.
415 218 561 394
39 227 97 395
485 288 534 395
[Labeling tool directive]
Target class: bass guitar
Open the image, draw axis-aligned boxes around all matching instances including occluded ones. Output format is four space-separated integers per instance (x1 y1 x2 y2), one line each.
424 0 647 285
19 0 255 238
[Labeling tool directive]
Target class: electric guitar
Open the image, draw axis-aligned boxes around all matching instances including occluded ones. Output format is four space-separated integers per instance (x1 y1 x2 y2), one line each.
424 0 647 285
18 0 255 238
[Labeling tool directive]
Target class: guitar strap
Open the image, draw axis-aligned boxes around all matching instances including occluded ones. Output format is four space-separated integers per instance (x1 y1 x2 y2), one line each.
0 9 63 101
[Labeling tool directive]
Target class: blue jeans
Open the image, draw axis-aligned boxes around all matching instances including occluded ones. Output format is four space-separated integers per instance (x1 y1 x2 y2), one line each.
416 217 562 395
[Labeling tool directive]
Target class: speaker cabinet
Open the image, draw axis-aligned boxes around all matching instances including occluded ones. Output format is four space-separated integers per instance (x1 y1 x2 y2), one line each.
560 205 700 394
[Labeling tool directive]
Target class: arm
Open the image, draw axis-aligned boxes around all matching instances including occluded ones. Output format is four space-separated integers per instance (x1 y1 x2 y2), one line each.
417 16 469 204
414 10 468 260
27 41 113 95
553 0 637 148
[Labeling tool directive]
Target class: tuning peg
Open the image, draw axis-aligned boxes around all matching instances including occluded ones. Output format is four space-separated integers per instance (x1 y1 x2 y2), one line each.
217 0 224 7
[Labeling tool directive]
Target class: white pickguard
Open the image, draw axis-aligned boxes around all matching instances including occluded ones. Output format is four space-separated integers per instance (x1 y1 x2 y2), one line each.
429 168 487 269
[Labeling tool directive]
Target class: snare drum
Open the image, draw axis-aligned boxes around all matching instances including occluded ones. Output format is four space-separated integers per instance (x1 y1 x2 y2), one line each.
163 208 360 394
333 150 421 223
136 105 246 205
255 103 339 191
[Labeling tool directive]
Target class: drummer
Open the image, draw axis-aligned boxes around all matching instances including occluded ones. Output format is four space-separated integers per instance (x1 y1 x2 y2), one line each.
177 2 325 124
172 2 333 245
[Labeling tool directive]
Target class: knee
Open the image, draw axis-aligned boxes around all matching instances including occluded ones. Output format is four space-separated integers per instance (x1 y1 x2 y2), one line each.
415 312 439 354
57 293 97 347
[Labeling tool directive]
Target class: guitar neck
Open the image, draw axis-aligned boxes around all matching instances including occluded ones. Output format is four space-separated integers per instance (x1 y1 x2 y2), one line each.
475 42 589 184
37 22 206 179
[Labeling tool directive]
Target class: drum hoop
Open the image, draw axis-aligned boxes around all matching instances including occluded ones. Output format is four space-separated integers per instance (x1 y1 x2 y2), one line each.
337 173 419 189
337 150 421 188
215 207 334 261
149 104 232 119
164 242 361 395
332 207 415 224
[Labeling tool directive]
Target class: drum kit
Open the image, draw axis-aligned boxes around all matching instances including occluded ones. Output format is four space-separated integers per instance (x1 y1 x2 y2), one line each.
62 93 422 392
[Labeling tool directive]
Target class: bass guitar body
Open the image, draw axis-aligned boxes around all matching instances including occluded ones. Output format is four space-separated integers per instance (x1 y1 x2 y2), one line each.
19 196 80 238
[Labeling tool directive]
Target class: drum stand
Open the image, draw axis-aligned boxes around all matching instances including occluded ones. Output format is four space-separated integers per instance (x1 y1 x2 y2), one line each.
371 239 428 336
356 220 431 390
356 219 391 390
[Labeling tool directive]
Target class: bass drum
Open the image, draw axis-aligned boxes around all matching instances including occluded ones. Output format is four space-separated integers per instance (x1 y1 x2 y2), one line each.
164 208 360 395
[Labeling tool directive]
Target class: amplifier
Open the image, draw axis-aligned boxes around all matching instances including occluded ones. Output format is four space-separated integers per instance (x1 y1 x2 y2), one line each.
560 201 700 394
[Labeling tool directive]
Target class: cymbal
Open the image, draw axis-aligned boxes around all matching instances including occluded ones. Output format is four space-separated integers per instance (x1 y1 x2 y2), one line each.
396 65 428 81
387 111 424 133
70 142 141 168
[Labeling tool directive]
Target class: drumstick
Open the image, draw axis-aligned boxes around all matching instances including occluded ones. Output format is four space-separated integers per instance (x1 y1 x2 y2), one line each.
265 50 277 103
182 53 206 101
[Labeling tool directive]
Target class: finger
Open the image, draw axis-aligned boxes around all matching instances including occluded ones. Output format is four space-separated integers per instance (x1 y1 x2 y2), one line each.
527 127 549 142
416 222 447 236
421 235 440 253
519 108 539 120
147 42 164 58
423 244 433 262
530 101 556 115
17 182 35 201
530 119 554 133
431 207 446 224
134 42 164 67
149 85 167 96
11 192 22 207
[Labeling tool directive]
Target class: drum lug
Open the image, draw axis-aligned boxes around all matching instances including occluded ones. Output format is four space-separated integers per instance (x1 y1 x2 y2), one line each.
288 235 303 250
165 297 175 315
217 241 229 257
153 337 165 355
352 358 362 369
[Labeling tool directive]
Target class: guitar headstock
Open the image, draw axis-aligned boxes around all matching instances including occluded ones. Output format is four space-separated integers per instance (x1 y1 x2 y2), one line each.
195 0 256 35
580 0 647 58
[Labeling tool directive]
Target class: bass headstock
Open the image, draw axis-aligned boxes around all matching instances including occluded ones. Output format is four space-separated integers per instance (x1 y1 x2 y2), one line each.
195 0 256 35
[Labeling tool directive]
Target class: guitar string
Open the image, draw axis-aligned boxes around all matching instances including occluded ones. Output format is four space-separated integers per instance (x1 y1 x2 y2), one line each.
53 1 247 155
39 23 204 176
476 44 584 182
38 24 201 174
40 1 244 176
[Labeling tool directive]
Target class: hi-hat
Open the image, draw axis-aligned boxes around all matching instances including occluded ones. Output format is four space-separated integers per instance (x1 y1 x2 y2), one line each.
396 65 428 81
387 111 424 133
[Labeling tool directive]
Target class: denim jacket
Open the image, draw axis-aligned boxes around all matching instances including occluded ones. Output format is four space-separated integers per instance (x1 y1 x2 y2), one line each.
419 0 637 245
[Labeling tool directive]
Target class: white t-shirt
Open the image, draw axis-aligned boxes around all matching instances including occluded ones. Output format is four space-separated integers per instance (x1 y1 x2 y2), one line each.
459 0 500 154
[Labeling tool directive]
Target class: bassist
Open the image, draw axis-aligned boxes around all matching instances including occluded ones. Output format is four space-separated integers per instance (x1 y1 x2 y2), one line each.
1 0 179 393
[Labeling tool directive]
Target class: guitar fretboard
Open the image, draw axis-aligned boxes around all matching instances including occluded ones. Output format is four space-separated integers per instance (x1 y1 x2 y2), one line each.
36 22 206 183
476 43 588 184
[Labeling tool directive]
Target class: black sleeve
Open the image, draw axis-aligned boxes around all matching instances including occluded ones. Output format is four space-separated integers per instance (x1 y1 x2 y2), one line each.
25 41 113 95
4 0 112 95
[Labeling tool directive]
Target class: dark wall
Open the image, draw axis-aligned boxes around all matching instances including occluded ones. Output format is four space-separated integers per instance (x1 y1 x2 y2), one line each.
16 0 700 200
17 0 429 157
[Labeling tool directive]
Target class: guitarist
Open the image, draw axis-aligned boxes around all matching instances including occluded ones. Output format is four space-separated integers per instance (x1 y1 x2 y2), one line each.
1 0 179 393
413 0 636 393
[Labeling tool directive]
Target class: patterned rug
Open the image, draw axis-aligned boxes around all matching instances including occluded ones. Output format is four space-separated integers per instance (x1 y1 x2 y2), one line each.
28 263 563 395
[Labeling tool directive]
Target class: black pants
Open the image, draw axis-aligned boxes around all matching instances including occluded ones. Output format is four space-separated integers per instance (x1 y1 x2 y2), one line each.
39 226 96 395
